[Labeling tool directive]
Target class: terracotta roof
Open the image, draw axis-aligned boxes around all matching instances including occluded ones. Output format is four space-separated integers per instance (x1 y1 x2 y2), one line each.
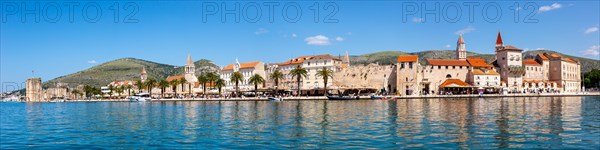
397 55 419 62
166 76 185 82
341 64 348 69
503 45 522 51
522 59 541 66
496 32 503 45
311 54 342 61
466 58 492 67
537 54 549 60
279 56 312 66
565 58 578 63
439 79 472 88
222 61 261 71
549 53 562 58
427 59 470 66
472 69 499 75
457 34 465 44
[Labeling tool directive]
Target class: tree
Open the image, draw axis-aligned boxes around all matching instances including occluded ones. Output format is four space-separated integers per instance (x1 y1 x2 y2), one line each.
289 65 308 96
230 71 244 97
198 74 208 95
206 72 220 95
135 80 145 93
179 78 187 97
158 79 170 98
249 74 265 97
83 85 93 98
124 84 133 96
108 84 114 99
71 89 81 99
170 79 179 98
269 69 284 95
316 67 334 96
146 79 156 98
215 78 225 96
116 86 124 98
583 69 600 88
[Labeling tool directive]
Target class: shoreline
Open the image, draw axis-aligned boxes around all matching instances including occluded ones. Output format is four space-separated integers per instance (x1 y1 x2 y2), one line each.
8 92 598 102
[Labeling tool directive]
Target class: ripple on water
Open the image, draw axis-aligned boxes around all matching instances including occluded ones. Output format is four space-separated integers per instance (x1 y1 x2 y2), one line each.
1 97 599 149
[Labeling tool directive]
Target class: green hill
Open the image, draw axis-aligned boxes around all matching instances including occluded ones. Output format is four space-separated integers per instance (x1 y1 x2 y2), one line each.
351 50 599 73
40 58 220 89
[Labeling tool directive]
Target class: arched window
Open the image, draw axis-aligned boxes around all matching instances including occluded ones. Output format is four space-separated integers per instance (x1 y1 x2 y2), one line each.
446 74 452 78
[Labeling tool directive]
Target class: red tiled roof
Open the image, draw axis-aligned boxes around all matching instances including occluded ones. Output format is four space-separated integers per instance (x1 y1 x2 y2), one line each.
222 61 261 71
397 55 418 62
537 53 549 60
279 56 312 66
439 79 472 88
427 59 470 66
166 76 185 82
503 45 522 51
311 54 342 61
472 69 499 75
522 59 541 66
466 58 492 67
565 58 578 63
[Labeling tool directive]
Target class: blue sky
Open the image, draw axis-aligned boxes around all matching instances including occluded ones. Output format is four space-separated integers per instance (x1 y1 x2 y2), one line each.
1 1 599 92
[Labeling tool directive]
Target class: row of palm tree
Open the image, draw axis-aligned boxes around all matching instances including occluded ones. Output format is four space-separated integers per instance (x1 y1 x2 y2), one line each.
224 65 333 97
81 65 333 99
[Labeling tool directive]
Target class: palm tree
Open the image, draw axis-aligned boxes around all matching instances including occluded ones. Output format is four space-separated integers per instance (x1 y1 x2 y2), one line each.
124 84 133 96
206 72 219 94
108 84 114 99
170 79 179 98
135 80 145 93
146 79 156 98
198 74 208 95
116 86 124 98
316 67 334 96
230 71 244 97
270 70 284 95
83 85 93 98
179 78 187 97
215 78 225 96
249 74 265 97
289 65 308 96
158 79 170 98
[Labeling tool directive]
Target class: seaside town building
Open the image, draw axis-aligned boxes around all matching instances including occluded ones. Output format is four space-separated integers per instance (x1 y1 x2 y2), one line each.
275 54 343 95
220 59 266 94
395 32 581 96
333 63 397 94
164 54 201 96
26 77 43 101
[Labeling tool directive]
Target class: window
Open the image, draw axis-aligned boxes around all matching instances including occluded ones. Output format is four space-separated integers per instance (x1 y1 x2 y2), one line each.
401 63 405 69
446 74 452 78
409 62 413 69
460 66 463 69
445 66 448 69
438 66 441 69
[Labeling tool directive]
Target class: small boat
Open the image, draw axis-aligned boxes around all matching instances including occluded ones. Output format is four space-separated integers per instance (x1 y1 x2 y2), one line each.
327 95 359 100
370 95 396 100
128 93 153 102
268 97 283 101
50 99 66 102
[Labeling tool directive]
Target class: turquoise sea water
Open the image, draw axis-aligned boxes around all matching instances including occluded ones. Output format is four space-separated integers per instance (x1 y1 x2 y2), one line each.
1 96 599 149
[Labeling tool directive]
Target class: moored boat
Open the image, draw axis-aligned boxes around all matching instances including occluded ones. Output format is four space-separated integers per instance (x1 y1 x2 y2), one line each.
268 97 283 101
370 95 396 100
128 93 153 102
327 95 359 100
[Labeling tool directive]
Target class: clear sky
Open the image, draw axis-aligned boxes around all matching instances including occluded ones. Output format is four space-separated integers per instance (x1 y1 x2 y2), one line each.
1 1 599 92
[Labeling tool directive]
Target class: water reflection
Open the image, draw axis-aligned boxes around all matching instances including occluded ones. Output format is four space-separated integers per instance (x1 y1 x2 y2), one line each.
0 96 598 149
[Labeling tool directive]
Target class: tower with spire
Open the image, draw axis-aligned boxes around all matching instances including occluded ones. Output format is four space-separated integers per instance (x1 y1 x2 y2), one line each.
140 67 148 82
343 51 350 66
456 34 466 60
495 32 504 51
184 53 198 82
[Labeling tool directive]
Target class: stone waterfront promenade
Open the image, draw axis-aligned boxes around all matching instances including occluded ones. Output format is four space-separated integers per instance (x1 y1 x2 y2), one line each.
63 92 600 102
